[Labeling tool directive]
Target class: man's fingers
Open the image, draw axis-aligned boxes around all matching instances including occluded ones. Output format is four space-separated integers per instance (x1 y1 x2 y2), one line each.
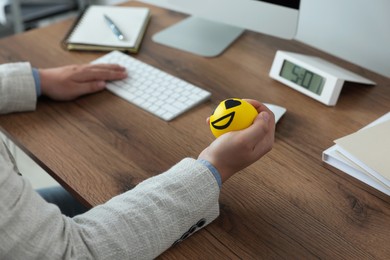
76 64 128 82
87 63 126 71
238 112 270 142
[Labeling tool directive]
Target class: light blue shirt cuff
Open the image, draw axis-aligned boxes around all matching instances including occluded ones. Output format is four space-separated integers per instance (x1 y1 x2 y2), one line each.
32 68 41 97
197 159 222 189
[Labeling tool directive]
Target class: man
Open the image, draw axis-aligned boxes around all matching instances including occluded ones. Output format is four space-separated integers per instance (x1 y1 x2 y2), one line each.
0 61 275 259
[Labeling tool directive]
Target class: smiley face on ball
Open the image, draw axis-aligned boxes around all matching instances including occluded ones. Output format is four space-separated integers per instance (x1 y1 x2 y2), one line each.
210 98 258 138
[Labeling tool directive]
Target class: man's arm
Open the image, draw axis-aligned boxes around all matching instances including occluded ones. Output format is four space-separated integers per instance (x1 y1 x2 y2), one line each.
0 62 127 115
0 62 37 114
0 143 220 259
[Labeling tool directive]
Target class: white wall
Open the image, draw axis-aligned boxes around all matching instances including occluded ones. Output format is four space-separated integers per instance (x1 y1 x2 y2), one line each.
295 0 390 77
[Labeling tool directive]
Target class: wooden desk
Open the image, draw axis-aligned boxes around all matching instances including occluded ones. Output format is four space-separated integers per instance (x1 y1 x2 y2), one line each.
1 1 389 259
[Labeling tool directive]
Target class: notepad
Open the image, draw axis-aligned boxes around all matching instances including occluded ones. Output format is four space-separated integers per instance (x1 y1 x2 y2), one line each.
62 5 151 53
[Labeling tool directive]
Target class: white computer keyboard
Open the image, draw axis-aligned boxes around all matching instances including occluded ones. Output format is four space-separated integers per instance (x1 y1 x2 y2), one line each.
92 51 211 121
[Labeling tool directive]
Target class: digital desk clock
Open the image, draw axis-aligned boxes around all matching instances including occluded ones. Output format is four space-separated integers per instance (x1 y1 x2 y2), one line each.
269 51 375 106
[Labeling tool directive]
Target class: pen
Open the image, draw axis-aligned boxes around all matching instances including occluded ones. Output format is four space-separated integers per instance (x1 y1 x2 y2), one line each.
103 14 125 41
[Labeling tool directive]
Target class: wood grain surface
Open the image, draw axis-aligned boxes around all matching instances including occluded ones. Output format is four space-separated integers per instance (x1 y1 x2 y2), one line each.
0 1 389 259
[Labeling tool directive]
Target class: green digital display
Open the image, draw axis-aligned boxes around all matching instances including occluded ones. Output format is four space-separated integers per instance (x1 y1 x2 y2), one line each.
280 60 325 95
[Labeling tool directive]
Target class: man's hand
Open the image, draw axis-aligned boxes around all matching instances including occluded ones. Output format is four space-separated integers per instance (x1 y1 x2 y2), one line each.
39 63 127 100
198 99 275 183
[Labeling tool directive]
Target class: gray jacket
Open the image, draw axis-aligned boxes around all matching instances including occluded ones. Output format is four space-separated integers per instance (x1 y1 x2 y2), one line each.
0 62 220 259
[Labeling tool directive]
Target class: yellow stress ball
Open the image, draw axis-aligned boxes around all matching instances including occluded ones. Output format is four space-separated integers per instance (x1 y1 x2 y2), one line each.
210 98 258 138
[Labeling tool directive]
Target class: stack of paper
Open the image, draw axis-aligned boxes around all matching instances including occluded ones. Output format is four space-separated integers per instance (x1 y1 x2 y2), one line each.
322 112 390 195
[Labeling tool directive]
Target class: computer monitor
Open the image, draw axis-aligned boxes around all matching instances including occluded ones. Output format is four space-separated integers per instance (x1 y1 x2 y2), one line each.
152 0 300 57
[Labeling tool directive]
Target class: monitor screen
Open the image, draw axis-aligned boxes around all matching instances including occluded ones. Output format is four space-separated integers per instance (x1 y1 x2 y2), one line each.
152 0 301 57
259 0 300 9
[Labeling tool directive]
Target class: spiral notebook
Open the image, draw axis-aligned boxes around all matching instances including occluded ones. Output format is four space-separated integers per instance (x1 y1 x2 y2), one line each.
62 5 151 53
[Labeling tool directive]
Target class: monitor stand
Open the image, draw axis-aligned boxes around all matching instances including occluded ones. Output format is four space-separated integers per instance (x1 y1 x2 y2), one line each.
152 17 244 57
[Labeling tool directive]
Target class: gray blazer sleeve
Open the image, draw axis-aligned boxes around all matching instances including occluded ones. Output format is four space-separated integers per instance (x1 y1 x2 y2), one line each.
0 62 37 114
0 141 220 259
